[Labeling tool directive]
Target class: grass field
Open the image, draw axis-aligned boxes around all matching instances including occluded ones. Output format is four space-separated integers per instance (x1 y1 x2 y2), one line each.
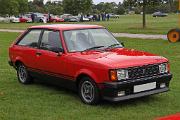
0 14 178 35
0 32 180 120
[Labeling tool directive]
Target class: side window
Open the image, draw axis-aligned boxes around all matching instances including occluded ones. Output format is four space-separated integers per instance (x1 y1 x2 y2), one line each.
40 30 62 51
17 30 41 48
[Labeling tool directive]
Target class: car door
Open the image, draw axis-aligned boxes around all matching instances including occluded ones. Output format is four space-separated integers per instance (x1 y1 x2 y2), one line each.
35 29 67 78
15 29 42 69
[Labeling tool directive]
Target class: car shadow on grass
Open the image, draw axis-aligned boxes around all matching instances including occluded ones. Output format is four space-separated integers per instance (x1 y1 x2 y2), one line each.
30 78 164 108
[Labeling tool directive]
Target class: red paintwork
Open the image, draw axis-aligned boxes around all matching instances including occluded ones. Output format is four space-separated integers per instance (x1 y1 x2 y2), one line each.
155 113 180 120
19 17 30 23
9 24 169 84
30 24 103 31
49 17 64 22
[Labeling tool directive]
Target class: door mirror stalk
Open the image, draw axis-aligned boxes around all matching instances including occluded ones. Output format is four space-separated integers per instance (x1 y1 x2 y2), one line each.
57 52 63 56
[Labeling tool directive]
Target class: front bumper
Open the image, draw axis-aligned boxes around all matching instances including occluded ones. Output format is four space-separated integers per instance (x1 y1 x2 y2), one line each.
101 74 172 102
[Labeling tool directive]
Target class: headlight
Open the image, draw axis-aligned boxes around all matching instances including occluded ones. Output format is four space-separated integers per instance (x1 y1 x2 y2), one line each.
110 69 129 81
159 63 168 74
117 69 129 80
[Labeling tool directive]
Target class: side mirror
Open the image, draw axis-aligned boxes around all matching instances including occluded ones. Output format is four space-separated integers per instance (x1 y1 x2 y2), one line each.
49 47 64 53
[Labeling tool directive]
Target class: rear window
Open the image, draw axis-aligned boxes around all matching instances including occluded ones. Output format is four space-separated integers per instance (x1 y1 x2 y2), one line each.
17 29 41 48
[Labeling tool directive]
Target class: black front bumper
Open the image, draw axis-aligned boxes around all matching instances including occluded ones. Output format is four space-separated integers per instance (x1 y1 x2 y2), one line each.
101 74 172 102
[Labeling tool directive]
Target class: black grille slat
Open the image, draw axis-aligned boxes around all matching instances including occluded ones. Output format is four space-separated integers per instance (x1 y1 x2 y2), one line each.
128 64 159 79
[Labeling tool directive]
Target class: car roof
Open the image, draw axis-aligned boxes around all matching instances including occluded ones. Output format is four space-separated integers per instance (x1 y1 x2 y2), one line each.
30 24 104 31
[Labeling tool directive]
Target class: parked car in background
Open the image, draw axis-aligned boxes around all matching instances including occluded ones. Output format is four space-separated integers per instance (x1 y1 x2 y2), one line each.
33 13 47 23
0 17 9 23
9 24 172 105
49 15 64 22
152 12 168 17
109 13 120 18
68 16 79 22
61 14 74 22
10 16 20 23
88 15 93 21
80 16 90 22
19 16 32 23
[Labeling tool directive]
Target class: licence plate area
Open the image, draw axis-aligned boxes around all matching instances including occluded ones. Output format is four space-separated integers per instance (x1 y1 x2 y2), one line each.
134 82 156 93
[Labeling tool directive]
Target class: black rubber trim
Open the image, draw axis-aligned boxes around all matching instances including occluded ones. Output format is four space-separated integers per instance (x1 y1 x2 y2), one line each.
104 74 172 89
103 87 169 102
101 73 172 102
8 61 13 66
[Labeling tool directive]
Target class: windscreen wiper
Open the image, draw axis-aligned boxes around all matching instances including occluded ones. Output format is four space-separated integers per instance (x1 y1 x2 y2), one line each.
106 43 121 49
83 46 105 52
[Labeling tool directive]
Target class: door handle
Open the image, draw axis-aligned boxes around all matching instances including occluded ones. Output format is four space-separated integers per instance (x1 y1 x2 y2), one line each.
36 52 42 56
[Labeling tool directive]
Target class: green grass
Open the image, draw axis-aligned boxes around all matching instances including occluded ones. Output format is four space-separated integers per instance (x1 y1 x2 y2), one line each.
0 32 180 120
0 14 178 34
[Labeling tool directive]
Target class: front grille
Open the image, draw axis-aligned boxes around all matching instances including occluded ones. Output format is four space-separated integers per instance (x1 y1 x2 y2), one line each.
128 64 160 79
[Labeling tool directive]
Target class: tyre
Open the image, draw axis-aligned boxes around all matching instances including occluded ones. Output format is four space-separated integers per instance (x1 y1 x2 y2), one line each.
167 29 180 43
17 63 33 84
39 19 43 23
78 77 100 105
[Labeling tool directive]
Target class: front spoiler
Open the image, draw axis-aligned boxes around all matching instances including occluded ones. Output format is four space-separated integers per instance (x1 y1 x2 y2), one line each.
101 74 172 102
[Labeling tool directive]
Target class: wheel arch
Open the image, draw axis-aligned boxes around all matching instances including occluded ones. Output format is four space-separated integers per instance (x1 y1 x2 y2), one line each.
14 56 25 69
75 70 98 88
15 60 23 68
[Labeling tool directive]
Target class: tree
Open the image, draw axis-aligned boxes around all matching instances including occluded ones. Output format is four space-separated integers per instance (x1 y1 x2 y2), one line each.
94 2 117 13
63 0 92 15
45 1 63 15
0 0 19 16
28 1 36 12
116 3 125 15
142 0 146 28
123 0 137 10
28 0 45 13
33 0 44 7
81 0 93 14
18 0 28 15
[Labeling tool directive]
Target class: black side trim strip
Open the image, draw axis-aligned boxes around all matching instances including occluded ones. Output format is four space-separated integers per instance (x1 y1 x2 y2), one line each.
27 67 75 81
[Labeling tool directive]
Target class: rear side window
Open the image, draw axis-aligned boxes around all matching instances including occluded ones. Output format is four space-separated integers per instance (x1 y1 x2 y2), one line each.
17 30 41 48
40 30 62 50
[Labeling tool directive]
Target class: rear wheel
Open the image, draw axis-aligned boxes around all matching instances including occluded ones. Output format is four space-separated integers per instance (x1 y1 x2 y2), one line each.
39 19 43 23
17 63 33 84
167 29 180 43
78 77 100 105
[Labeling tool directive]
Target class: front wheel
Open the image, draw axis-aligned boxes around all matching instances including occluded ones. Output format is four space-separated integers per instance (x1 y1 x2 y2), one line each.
78 77 100 105
17 63 33 84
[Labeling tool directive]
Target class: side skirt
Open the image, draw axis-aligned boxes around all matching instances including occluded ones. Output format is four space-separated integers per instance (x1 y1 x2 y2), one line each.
28 70 77 91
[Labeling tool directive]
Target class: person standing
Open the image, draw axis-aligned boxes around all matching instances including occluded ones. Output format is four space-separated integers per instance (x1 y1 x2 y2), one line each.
107 14 110 21
98 14 101 21
101 13 104 21
31 13 35 23
48 13 51 22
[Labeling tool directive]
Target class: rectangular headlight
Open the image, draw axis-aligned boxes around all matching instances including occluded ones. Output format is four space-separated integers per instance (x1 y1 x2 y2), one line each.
159 63 168 74
117 69 129 80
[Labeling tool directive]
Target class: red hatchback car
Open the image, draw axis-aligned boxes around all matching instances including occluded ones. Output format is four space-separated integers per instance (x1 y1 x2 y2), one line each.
9 24 172 104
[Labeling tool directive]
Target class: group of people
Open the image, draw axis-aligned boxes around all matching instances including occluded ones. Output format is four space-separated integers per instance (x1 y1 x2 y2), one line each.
79 13 111 22
92 13 110 22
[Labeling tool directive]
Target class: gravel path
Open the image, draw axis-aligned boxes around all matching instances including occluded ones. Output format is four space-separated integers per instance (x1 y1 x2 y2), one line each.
113 33 167 40
0 29 24 33
0 29 167 40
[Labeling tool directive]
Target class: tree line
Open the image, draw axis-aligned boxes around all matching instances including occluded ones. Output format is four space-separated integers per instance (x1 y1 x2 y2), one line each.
0 0 178 16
